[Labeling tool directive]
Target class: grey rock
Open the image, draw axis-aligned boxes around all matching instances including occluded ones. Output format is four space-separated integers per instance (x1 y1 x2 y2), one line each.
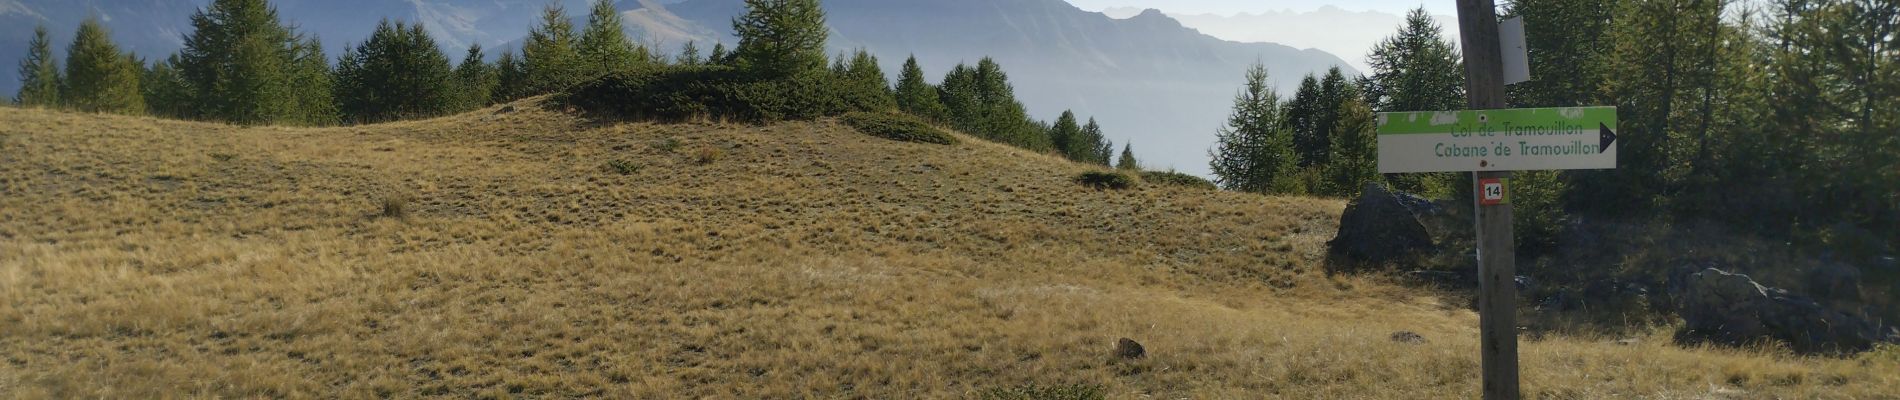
1328 183 1436 268
1114 338 1145 359
1390 331 1427 344
1673 267 1891 355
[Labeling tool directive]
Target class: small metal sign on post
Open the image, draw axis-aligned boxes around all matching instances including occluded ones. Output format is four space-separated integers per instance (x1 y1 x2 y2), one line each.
1373 1 1619 399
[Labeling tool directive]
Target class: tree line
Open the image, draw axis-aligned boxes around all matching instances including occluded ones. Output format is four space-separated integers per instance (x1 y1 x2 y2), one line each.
12 0 1134 169
1211 1 1898 254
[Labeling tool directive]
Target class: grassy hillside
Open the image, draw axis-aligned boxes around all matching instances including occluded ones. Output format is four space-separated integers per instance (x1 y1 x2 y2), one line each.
1 102 1894 398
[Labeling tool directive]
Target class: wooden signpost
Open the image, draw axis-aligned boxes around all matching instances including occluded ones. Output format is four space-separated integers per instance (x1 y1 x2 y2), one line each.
1374 1 1620 398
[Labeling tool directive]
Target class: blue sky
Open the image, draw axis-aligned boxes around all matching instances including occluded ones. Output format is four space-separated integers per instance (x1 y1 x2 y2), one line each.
1061 0 1458 15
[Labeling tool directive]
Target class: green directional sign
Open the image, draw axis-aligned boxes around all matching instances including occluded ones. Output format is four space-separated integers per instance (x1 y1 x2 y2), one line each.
1377 106 1618 173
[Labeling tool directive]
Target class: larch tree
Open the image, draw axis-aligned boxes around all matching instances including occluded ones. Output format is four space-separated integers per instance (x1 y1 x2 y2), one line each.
732 0 829 78
15 24 61 107
1209 62 1298 194
894 55 947 122
62 17 145 114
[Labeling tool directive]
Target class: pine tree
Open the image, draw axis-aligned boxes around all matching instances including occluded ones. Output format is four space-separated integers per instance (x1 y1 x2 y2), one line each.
1209 62 1297 194
1117 143 1139 171
454 44 499 110
1323 97 1379 197
1502 0 1615 108
524 3 581 94
841 49 895 110
939 63 981 133
732 0 829 78
708 42 729 65
1364 7 1464 196
178 0 308 125
1284 74 1323 167
1049 110 1083 159
494 49 528 103
1364 8 1465 113
142 55 192 118
285 36 336 125
894 55 947 122
15 24 61 107
334 20 456 124
579 0 641 76
677 41 702 66
1311 67 1359 167
1082 118 1111 166
62 18 145 115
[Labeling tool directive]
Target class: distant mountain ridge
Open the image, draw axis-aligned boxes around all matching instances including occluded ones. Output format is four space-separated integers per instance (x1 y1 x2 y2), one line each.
1 0 1355 175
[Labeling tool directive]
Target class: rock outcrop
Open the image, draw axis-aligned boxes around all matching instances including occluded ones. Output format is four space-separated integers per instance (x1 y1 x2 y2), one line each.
1673 267 1895 355
1328 183 1436 269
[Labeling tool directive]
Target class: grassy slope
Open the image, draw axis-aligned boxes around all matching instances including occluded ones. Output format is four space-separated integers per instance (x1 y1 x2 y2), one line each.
0 102 1894 398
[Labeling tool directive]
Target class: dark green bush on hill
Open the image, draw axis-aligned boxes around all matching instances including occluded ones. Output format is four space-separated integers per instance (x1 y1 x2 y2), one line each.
561 65 885 123
842 111 957 145
1141 171 1217 190
1074 171 1135 190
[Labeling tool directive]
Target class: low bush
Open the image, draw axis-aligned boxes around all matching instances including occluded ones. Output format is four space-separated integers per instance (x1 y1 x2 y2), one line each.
694 147 723 165
841 111 957 145
561 65 885 124
604 159 642 175
1140 171 1216 190
380 194 409 219
979 384 1105 400
1075 171 1135 190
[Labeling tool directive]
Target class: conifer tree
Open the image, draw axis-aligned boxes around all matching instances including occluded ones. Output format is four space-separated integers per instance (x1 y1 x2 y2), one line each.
1364 7 1464 196
841 49 896 110
1117 143 1139 171
524 3 581 94
1210 62 1297 194
1323 97 1379 197
1082 118 1112 166
62 18 144 114
1049 110 1083 159
494 49 528 102
1284 74 1323 167
708 42 729 65
454 44 499 110
285 36 336 125
334 20 455 124
142 55 191 118
1310 67 1358 166
579 0 641 75
1364 8 1464 113
15 24 61 107
894 55 946 122
732 0 829 78
178 0 309 124
676 41 702 66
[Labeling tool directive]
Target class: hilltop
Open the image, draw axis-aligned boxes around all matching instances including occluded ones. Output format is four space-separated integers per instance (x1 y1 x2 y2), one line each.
1 103 1894 398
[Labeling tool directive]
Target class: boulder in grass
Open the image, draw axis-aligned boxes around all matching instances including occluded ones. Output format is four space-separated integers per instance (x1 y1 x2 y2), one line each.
1673 267 1893 355
1113 338 1145 359
1328 183 1436 269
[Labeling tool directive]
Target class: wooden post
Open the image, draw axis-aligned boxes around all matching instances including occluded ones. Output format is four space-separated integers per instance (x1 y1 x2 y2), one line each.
1453 0 1519 399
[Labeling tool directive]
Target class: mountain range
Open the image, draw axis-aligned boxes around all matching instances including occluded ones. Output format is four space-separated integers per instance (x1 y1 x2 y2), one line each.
1 0 1356 176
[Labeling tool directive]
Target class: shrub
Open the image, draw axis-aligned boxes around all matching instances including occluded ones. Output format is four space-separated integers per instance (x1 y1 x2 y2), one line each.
694 146 723 165
979 384 1105 400
604 159 642 175
1140 171 1217 190
841 111 957 145
560 65 879 123
380 194 409 219
1074 171 1135 190
653 138 682 153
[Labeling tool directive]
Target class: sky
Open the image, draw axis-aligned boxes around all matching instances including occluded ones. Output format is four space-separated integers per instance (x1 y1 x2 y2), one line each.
1062 0 1459 16
1072 1 1466 73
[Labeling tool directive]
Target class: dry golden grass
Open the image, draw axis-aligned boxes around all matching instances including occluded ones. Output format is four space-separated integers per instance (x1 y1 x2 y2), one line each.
1 101 1895 399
